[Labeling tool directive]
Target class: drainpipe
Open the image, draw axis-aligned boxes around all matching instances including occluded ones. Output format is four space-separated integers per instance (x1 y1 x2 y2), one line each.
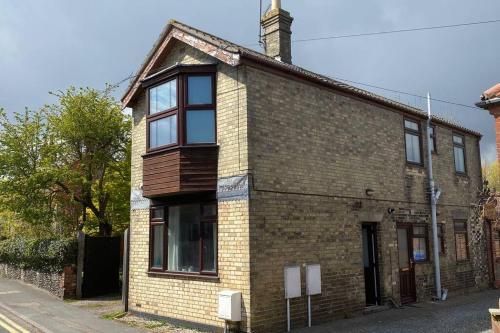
427 92 442 300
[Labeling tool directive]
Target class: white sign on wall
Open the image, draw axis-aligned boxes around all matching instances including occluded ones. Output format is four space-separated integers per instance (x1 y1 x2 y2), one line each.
306 264 322 296
217 174 249 202
284 266 301 299
130 188 150 210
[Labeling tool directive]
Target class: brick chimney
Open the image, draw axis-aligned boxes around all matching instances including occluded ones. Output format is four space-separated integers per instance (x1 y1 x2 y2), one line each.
476 83 500 161
261 0 293 64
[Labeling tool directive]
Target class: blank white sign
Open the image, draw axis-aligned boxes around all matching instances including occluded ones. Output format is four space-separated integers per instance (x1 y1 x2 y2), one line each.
284 266 301 299
306 264 321 296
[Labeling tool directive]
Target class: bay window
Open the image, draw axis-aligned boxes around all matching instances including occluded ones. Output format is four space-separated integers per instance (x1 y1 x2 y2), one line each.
145 66 216 151
149 202 218 275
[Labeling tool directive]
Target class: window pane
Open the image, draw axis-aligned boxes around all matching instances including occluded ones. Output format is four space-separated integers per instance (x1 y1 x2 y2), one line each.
454 221 467 232
455 234 467 261
397 228 409 269
429 127 434 136
405 133 421 163
152 225 164 268
404 120 419 131
413 237 427 261
453 135 464 145
188 76 213 105
202 223 217 272
202 204 217 217
149 114 177 148
454 146 465 172
430 137 435 152
149 79 177 114
152 208 164 220
186 110 216 144
168 205 200 273
413 226 426 236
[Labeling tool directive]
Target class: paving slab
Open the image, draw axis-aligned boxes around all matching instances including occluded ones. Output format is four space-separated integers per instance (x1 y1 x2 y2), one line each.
294 289 500 333
0 278 143 333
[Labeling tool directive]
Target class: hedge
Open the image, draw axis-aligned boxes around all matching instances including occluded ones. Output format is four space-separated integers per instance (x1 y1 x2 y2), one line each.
0 237 77 273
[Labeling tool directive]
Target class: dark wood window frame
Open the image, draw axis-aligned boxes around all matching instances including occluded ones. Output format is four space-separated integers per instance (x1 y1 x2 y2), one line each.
429 124 437 153
454 220 469 262
437 223 445 255
148 201 218 277
404 117 424 166
143 64 217 154
411 224 429 263
452 132 467 175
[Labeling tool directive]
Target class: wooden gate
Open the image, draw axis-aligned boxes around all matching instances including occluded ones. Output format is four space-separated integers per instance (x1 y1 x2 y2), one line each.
81 236 121 298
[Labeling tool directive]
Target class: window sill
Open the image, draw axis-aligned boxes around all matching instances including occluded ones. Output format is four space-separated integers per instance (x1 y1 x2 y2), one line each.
405 162 424 168
147 271 220 282
455 172 469 178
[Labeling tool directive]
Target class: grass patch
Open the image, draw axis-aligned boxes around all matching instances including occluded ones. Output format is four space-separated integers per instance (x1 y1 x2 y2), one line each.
101 311 127 320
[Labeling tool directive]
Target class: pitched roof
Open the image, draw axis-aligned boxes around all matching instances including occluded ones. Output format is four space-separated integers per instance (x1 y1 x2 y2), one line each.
122 20 481 138
476 83 500 109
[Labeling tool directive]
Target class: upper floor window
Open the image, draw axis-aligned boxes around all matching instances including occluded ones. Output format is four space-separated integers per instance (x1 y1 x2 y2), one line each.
429 125 436 153
453 134 466 174
404 119 422 164
145 66 216 150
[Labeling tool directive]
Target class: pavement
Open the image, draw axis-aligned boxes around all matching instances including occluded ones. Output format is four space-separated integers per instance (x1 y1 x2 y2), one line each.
0 278 143 333
294 289 500 333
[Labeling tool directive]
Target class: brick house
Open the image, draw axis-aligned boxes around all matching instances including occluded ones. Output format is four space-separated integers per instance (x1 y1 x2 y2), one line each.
122 3 489 332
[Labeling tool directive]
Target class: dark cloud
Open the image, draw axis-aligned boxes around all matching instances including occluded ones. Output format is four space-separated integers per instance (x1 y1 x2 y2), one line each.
1 0 499 162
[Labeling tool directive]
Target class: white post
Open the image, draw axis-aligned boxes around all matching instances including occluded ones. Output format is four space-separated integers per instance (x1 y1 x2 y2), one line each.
308 295 311 327
427 92 442 300
287 299 290 332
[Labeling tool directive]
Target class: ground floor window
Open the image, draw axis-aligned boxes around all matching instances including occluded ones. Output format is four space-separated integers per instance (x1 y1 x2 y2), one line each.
454 220 468 261
437 224 445 255
149 201 217 275
412 225 428 262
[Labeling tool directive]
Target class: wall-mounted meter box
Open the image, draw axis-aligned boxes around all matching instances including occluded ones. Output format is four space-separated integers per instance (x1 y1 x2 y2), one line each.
218 291 242 321
306 264 321 296
284 266 301 299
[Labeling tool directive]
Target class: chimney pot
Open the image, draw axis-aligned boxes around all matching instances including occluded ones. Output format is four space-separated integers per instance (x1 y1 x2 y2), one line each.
272 0 281 10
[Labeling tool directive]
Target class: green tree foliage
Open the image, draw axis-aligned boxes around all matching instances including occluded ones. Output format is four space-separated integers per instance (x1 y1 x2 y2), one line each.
0 87 131 237
483 161 500 192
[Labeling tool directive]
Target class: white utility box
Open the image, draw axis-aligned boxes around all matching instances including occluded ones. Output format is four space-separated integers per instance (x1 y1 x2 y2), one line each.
284 266 301 299
218 291 242 321
306 264 322 295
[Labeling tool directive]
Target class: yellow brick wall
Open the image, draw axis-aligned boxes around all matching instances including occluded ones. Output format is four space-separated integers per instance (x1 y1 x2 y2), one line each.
244 65 486 332
129 40 251 331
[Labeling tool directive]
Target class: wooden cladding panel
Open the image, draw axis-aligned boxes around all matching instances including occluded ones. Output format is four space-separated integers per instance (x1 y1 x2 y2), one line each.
143 146 218 198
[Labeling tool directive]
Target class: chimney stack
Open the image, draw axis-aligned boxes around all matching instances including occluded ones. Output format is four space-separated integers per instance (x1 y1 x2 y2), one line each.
261 0 293 64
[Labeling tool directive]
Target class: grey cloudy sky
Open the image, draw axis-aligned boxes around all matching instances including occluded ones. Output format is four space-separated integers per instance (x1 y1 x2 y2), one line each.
1 0 499 162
